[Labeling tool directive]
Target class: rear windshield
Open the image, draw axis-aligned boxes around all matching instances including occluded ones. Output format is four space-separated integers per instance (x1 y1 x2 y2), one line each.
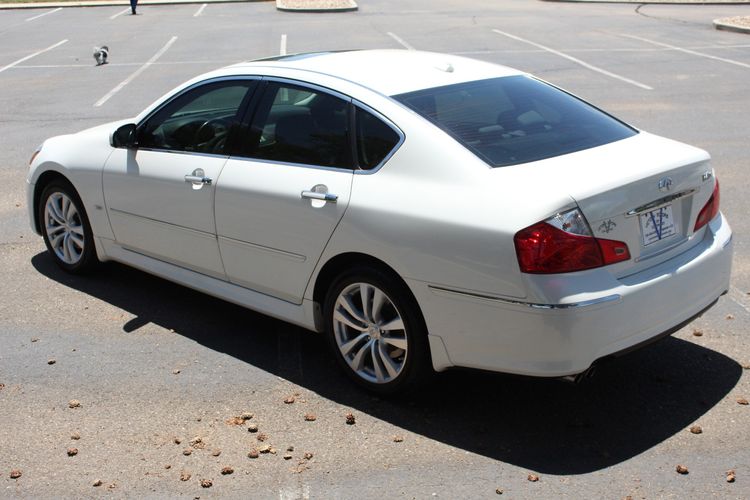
394 76 637 167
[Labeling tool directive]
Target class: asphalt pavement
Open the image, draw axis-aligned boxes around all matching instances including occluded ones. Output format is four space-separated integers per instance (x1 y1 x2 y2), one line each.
1 0 750 498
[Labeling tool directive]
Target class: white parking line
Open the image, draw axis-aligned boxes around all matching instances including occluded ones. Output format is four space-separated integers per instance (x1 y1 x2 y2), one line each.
280 34 287 55
492 29 654 91
621 34 750 70
25 7 62 22
110 7 131 20
94 36 178 107
387 32 414 50
193 3 207 17
0 39 68 75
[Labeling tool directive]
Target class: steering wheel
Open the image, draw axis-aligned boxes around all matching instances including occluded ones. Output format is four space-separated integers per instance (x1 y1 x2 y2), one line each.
195 118 231 153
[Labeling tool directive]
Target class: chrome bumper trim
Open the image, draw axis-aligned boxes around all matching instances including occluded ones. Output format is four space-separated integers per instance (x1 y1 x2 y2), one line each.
428 285 621 310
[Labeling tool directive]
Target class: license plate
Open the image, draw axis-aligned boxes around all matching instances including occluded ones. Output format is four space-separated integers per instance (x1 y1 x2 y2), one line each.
639 204 676 246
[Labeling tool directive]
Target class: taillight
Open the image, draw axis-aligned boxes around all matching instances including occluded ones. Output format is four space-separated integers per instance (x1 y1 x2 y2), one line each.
694 179 720 231
514 208 630 274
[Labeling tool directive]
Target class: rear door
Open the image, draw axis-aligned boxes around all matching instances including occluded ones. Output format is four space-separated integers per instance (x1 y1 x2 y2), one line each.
215 80 354 303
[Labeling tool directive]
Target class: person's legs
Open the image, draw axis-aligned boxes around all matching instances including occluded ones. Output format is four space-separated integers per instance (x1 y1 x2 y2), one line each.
130 0 137 14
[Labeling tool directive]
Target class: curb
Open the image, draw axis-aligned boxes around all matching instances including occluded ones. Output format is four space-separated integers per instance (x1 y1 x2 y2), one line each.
276 0 356 12
714 17 750 33
0 0 269 9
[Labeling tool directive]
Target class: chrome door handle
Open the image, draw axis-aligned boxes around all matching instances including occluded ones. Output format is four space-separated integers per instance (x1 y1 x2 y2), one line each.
301 190 338 202
184 174 212 185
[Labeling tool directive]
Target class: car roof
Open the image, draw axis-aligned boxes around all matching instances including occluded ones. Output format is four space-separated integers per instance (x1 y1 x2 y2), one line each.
224 49 524 96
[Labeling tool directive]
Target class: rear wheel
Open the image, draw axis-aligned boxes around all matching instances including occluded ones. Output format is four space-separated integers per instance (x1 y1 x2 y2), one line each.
38 180 98 274
323 267 432 394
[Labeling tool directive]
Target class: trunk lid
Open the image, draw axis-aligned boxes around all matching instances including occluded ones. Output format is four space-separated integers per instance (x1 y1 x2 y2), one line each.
512 132 715 277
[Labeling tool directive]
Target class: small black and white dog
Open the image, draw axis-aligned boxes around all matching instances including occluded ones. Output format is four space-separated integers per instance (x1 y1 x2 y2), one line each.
93 46 109 66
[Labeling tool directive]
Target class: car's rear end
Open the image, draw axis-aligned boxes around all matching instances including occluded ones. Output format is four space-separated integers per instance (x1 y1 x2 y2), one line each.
393 73 732 377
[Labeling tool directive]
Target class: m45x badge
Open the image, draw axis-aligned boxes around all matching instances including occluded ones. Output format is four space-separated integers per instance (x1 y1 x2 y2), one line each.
598 219 617 234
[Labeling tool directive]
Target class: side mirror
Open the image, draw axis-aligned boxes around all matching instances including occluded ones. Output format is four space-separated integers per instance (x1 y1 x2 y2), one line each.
111 123 137 148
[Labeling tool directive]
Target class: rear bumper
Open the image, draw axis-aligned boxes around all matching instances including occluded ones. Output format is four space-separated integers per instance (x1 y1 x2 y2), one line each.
412 213 733 376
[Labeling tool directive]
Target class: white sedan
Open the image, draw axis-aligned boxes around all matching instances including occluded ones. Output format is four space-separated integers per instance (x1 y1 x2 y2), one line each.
27 50 733 393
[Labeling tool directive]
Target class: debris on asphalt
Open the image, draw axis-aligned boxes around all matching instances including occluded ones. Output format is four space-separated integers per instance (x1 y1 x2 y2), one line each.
71 432 81 440
68 400 81 408
284 396 295 404
247 449 259 459
180 472 191 481
165 464 171 469
676 465 689 475
47 358 56 365
726 314 735 320
269 447 277 455
200 479 212 488
241 412 254 420
692 329 703 337
304 413 316 421
283 453 293 460
259 445 271 454
226 416 244 426
221 466 233 475
286 446 294 452
173 437 182 445
303 452 313 460
31 337 39 343
737 397 749 405
93 479 102 487
257 433 268 442
9 469 22 479
190 437 205 449
211 449 221 457
172 369 180 375
67 448 78 457
247 424 259 433
527 473 539 482
727 469 736 483
495 488 503 495
742 363 750 370
345 412 356 425
183 449 192 456
393 436 404 443
0 383 4 391
689 425 703 434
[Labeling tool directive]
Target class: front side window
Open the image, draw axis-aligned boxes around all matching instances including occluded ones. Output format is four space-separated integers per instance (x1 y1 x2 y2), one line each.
394 76 637 167
245 82 352 169
138 80 256 155
355 106 401 170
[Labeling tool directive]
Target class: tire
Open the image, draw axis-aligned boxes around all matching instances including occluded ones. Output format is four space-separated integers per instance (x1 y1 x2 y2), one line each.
323 266 432 395
38 179 98 274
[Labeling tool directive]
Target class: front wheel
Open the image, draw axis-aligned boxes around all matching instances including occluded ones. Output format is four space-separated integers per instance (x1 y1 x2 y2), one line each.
323 267 432 395
38 180 98 274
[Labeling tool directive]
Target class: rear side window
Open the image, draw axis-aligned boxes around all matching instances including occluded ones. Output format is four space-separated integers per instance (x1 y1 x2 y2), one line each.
394 76 637 167
244 82 352 169
355 106 401 170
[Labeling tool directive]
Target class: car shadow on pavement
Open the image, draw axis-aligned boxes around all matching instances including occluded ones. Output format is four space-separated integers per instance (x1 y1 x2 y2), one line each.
33 255 743 475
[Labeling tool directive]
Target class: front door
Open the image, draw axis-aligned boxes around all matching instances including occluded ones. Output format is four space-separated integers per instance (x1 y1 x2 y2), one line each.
103 79 257 278
215 80 354 303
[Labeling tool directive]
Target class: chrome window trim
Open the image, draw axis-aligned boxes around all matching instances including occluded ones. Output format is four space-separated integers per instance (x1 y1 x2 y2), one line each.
225 155 355 175
428 285 621 310
625 188 698 217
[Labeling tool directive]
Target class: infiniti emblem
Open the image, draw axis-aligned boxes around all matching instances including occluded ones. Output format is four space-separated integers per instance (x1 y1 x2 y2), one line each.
657 177 673 192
